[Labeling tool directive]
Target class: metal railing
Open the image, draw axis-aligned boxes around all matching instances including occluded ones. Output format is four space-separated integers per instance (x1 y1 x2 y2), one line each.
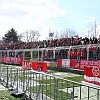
0 64 100 100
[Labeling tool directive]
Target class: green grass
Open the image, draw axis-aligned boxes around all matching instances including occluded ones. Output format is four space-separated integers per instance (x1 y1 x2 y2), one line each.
65 76 84 82
0 90 24 100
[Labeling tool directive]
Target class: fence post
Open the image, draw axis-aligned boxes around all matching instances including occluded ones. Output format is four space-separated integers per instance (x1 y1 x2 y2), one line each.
23 71 25 93
6 65 8 88
70 92 74 100
36 81 42 100
54 78 58 100
70 83 74 100
97 89 99 100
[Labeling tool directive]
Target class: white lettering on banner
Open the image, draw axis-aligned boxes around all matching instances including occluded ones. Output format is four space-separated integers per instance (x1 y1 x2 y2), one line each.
80 60 100 67
17 58 20 64
87 66 91 68
11 57 14 63
94 61 99 66
22 61 30 69
6 57 11 63
88 61 93 65
15 58 18 64
17 58 21 64
75 63 79 68
22 61 25 69
92 66 100 77
26 62 29 69
23 61 27 69
80 60 88 65
25 62 28 69
62 59 70 68
3 57 22 65
88 61 99 66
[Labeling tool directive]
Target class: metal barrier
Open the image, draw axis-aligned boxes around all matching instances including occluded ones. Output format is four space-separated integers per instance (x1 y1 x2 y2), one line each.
0 64 100 100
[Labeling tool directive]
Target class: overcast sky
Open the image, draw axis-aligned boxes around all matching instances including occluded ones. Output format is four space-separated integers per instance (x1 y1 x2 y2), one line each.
0 0 100 40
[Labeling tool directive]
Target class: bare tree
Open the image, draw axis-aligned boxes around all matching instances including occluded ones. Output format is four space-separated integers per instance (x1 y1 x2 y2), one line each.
30 30 40 42
87 19 99 38
59 28 78 38
26 30 30 42
18 34 24 42
54 31 59 39
24 30 40 42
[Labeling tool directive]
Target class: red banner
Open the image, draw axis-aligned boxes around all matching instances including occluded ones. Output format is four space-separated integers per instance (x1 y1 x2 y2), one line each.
84 60 100 86
1 56 23 65
58 59 85 70
22 60 31 70
31 62 47 72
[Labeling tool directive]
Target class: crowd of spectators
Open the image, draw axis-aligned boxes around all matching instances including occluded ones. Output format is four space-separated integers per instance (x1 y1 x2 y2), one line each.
0 36 100 50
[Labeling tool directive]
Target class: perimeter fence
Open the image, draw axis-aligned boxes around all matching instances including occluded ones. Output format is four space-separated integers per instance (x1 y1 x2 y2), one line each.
0 64 100 100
